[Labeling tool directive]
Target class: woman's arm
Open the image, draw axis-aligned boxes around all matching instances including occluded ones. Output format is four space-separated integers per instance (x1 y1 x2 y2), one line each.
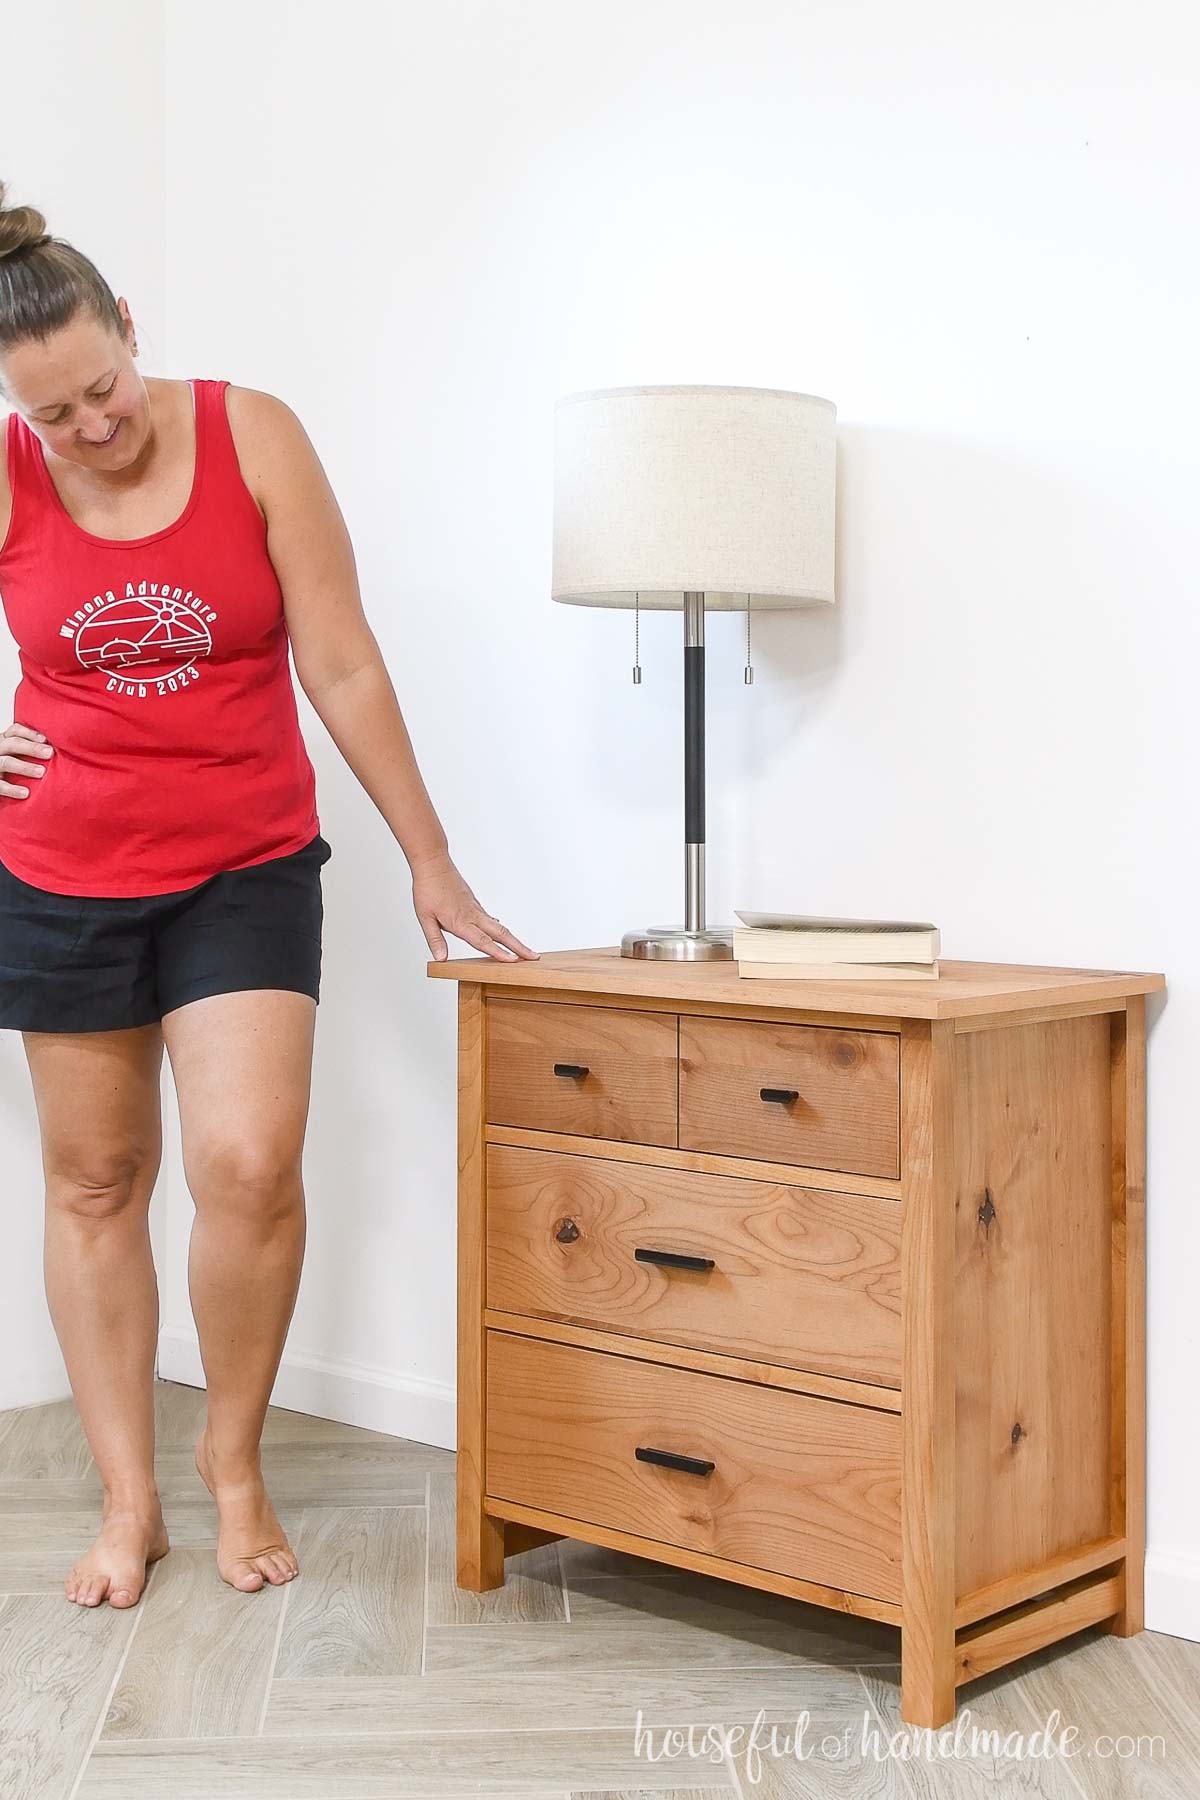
228 386 536 963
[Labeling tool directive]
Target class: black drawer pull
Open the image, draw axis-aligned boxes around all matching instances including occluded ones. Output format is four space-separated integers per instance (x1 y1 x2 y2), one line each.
634 1247 715 1272
553 1063 590 1079
635 1445 715 1477
760 1086 799 1104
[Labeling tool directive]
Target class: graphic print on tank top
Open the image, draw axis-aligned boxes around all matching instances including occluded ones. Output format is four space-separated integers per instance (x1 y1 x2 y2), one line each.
0 377 321 896
58 576 218 699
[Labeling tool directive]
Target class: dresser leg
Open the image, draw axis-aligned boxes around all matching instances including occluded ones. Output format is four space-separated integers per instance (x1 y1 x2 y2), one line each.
1107 999 1146 1638
1100 1555 1143 1640
900 1019 957 1727
456 1480 505 1591
456 981 504 1592
900 1622 957 1727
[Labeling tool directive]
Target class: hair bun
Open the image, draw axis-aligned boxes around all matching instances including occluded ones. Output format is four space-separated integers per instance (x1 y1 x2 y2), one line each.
0 180 51 260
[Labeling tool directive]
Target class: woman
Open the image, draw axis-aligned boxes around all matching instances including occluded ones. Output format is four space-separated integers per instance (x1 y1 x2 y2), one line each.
0 184 537 1612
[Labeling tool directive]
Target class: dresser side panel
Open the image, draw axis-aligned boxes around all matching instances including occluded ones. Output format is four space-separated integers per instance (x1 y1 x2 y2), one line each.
953 1014 1113 1596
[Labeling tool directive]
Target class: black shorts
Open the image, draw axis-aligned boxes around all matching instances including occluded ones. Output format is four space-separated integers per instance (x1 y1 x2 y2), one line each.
0 833 333 1034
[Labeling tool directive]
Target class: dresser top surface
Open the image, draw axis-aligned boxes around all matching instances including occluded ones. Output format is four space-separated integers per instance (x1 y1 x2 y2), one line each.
426 947 1165 1020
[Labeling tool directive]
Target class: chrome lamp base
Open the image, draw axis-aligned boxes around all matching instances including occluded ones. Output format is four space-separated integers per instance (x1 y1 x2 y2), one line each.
621 928 734 961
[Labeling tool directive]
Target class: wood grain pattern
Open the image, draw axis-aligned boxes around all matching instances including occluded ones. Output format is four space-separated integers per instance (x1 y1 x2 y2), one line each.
899 1019 957 1728
1014 1627 1200 1798
0 1593 136 1797
486 1144 902 1386
485 1124 903 1199
955 1570 1123 1684
456 982 504 1592
953 1014 1113 1596
679 1015 900 1178
954 1533 1125 1628
486 999 678 1146
273 1506 426 1678
482 1310 902 1411
427 945 1165 1019
433 949 1162 1731
485 1331 902 1602
1108 995 1147 1637
427 1470 565 1624
483 1500 902 1627
953 997 1126 1034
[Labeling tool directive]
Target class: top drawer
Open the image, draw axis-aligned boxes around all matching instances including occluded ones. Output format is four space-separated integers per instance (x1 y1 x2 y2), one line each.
487 999 677 1146
680 1016 900 1179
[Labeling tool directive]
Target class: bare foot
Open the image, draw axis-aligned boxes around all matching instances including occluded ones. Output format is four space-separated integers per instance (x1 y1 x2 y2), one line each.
65 1503 170 1609
194 1429 299 1592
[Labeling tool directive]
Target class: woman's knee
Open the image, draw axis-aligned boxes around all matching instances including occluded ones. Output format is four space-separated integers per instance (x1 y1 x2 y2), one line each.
45 1146 160 1220
26 1024 165 1222
184 1139 305 1218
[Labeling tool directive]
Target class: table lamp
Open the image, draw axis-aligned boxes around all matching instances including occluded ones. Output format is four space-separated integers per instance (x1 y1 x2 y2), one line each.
551 384 837 960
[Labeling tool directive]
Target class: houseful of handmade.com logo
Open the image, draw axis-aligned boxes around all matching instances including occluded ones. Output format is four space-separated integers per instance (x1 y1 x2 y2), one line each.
58 580 219 700
633 1708 1169 1786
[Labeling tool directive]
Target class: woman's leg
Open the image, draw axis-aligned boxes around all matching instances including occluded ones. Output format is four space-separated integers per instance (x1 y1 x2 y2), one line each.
22 1022 170 1608
161 986 315 1591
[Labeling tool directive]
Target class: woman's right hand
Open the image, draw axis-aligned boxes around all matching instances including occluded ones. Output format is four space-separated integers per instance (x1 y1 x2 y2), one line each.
0 722 55 799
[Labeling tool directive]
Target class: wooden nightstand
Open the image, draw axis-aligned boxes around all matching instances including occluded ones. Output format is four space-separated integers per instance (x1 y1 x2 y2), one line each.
428 949 1164 1727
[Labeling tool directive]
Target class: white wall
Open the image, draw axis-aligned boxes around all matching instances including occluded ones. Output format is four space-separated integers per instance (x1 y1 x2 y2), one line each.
0 0 167 1409
4 0 1197 1636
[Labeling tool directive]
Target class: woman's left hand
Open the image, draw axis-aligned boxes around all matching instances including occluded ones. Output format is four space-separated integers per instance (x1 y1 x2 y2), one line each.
411 850 538 963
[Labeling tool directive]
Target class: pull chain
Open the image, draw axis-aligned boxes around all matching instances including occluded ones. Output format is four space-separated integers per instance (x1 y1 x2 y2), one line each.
632 590 642 684
744 593 754 684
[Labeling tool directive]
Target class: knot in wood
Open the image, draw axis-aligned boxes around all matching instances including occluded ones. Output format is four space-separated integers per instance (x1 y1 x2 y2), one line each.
554 1217 581 1244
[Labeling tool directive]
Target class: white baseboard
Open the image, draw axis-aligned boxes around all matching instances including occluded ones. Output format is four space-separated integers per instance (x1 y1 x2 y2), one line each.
1146 1550 1200 1643
155 1327 455 1452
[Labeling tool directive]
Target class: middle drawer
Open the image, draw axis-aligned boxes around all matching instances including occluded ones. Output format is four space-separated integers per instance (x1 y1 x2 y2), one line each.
486 1144 902 1388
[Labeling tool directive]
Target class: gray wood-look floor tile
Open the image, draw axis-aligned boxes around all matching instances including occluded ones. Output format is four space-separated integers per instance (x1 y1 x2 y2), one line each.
274 1505 426 1679
860 1652 1110 1797
262 1665 861 1736
0 1396 95 1480
149 1445 431 1507
557 1540 692 1582
0 1477 109 1512
0 1591 139 1800
1006 1627 1200 1798
702 1712 910 1798
1133 1626 1200 1726
100 1541 288 1741
426 1471 565 1624
423 1623 841 1677
73 1730 737 1796
565 1576 899 1668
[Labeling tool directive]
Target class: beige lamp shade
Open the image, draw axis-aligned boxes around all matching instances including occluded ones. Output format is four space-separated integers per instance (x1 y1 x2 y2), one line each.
551 384 836 611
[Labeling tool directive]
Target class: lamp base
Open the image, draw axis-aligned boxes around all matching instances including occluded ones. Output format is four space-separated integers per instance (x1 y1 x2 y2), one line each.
621 928 734 961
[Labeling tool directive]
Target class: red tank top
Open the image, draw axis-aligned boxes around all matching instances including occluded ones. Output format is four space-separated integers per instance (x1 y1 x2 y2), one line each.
0 378 320 896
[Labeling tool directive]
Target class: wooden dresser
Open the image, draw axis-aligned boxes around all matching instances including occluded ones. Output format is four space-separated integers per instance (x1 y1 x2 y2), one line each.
427 948 1163 1726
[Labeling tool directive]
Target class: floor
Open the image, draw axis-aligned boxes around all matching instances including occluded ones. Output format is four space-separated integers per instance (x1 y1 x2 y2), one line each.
0 1380 1197 1798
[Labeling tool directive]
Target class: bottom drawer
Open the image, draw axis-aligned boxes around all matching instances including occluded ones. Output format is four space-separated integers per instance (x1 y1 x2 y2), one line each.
485 1330 902 1603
